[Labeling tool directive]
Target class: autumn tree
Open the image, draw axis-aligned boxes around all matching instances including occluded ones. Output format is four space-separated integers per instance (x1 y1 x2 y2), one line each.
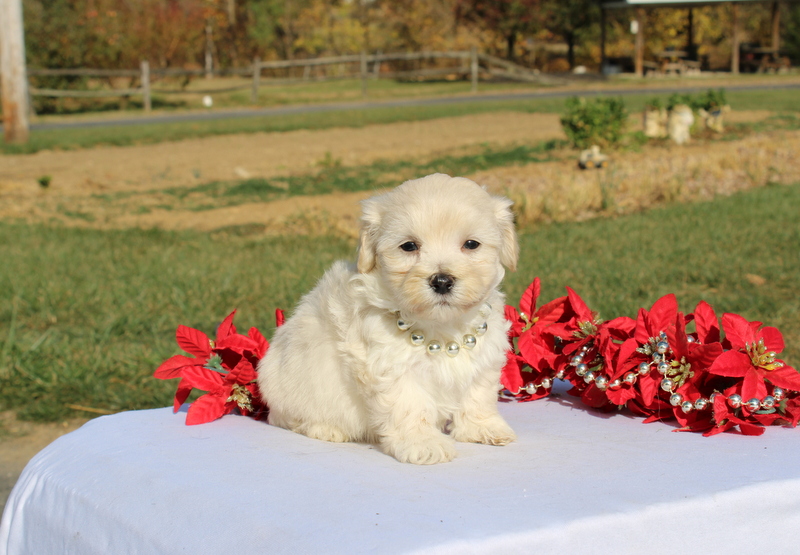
455 0 540 60
540 0 599 69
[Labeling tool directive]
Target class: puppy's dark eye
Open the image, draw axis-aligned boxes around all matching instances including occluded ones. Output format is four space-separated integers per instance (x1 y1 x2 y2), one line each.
463 240 480 250
400 241 419 252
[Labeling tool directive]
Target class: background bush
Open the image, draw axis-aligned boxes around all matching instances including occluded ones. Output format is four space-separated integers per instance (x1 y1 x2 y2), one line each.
560 96 628 149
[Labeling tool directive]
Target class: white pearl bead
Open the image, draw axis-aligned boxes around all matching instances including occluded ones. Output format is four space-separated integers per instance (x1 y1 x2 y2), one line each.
660 378 674 392
462 334 477 349
656 341 669 354
583 371 595 384
623 372 637 385
410 331 425 346
762 395 776 409
576 363 588 376
595 375 609 390
638 362 651 375
397 318 413 331
773 387 785 401
694 398 708 410
669 393 683 406
474 322 488 336
728 394 742 409
745 398 760 412
524 383 537 394
446 342 460 357
681 401 693 413
541 378 552 389
427 340 442 354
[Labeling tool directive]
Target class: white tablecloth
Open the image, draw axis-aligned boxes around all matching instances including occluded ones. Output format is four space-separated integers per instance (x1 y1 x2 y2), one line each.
3 382 800 554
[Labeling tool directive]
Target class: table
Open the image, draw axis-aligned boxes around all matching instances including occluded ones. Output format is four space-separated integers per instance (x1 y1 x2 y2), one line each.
3 381 800 554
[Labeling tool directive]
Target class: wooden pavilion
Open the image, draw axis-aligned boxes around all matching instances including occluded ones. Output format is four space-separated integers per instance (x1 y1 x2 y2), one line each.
599 0 798 76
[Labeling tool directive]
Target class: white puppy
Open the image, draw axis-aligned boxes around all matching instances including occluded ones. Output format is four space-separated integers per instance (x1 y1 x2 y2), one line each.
257 173 518 464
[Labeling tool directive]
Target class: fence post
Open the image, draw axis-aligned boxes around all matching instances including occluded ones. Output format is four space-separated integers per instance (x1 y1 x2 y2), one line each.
140 60 151 112
470 47 478 93
251 56 260 104
1 0 30 143
360 51 368 99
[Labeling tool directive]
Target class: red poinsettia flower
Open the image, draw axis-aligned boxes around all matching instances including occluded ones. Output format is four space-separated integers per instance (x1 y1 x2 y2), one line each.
501 278 566 397
708 313 800 403
154 310 272 425
605 294 680 411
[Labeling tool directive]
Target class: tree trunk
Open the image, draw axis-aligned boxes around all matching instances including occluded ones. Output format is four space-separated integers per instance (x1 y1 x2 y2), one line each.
567 32 575 69
506 33 516 61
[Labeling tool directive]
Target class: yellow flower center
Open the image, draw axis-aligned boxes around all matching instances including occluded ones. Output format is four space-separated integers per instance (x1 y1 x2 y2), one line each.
746 338 784 371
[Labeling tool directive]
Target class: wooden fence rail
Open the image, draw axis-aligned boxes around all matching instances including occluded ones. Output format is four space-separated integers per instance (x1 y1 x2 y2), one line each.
26 51 563 113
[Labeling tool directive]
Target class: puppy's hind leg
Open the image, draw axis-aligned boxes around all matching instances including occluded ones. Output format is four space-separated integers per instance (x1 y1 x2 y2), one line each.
298 422 350 443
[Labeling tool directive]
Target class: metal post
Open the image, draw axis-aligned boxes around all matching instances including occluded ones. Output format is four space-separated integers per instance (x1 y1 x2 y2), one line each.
470 47 478 93
140 60 151 112
251 57 261 104
1 0 30 143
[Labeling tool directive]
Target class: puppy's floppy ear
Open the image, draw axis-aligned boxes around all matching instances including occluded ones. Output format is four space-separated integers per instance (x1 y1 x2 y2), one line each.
357 197 381 274
493 195 519 272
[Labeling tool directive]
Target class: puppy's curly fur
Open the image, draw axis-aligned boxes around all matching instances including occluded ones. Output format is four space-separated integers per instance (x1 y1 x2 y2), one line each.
257 174 519 464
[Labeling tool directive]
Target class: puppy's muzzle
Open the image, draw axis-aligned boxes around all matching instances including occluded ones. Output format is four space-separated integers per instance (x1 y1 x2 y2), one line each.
429 273 456 295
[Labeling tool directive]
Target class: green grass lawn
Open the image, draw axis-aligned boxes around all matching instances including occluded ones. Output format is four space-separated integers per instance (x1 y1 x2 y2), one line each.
1 181 798 422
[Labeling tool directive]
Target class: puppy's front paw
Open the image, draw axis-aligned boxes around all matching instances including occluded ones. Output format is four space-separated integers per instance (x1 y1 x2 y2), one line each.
453 415 516 446
383 434 457 465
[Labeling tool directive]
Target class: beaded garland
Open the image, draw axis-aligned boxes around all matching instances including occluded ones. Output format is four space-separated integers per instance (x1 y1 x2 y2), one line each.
395 303 491 357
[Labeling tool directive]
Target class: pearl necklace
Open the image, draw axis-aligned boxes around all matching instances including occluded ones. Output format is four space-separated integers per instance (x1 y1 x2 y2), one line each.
395 303 491 357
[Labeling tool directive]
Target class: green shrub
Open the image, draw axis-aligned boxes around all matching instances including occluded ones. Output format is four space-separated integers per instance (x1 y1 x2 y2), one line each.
560 97 628 149
667 89 727 112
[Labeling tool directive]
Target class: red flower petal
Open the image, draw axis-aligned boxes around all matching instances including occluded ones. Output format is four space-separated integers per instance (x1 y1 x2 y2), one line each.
215 310 238 341
275 309 285 327
504 305 522 337
764 364 800 391
693 301 720 344
721 313 756 349
173 378 194 413
708 350 751 378
760 326 785 354
565 287 592 320
154 355 205 379
227 357 257 385
500 351 524 393
215 333 259 355
186 393 230 425
248 327 270 359
176 325 212 358
519 278 541 316
647 294 678 337
741 368 768 402
182 366 225 393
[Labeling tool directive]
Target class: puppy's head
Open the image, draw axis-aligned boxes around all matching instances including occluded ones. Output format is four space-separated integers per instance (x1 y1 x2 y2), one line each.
357 173 518 323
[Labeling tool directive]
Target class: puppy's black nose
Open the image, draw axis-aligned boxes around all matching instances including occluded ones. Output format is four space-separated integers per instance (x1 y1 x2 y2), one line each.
429 273 455 295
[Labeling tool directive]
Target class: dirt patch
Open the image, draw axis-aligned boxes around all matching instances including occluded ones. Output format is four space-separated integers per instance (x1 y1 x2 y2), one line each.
0 111 564 194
